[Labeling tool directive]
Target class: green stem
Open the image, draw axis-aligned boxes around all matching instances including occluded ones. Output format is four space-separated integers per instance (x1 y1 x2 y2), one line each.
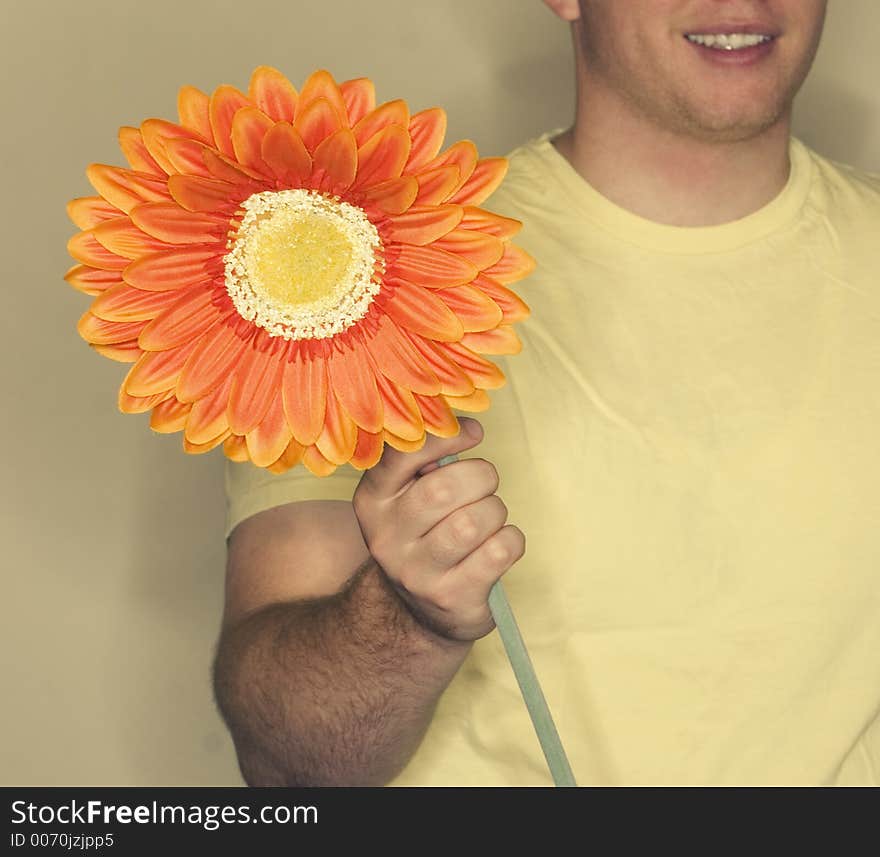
435 453 577 787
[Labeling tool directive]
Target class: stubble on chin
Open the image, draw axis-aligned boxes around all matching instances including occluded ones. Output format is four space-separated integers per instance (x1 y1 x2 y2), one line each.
624 77 796 146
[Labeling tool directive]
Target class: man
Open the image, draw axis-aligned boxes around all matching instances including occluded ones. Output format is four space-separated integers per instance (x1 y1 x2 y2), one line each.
214 0 880 785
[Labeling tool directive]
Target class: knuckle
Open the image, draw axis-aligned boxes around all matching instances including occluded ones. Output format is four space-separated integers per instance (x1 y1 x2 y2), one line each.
485 525 525 567
486 537 509 566
422 476 453 509
450 509 479 546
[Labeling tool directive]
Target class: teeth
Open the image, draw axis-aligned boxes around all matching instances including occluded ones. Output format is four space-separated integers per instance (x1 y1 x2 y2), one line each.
686 33 771 50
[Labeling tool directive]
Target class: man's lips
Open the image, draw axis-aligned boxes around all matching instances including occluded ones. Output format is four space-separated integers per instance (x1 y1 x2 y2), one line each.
683 20 781 38
683 23 779 64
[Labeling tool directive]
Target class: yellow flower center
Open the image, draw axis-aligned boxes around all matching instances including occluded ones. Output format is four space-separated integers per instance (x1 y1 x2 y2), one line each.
224 189 383 340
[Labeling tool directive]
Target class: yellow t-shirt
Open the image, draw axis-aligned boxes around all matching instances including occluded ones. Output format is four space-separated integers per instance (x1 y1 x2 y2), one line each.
225 131 880 786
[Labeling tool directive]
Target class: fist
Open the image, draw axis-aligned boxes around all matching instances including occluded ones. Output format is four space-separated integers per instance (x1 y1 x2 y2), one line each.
352 418 525 641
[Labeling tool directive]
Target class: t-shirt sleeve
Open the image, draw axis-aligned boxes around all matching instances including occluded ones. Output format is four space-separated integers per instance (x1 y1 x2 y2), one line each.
224 457 362 540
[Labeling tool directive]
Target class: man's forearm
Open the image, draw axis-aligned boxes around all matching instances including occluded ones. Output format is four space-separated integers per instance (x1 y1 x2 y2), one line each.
213 557 472 786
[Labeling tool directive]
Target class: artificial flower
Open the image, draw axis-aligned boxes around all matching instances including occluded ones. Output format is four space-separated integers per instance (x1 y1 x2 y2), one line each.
66 66 533 474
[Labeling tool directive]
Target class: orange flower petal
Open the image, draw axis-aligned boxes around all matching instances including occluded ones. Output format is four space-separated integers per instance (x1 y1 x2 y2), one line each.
383 430 425 453
339 77 375 126
162 138 215 178
141 118 203 175
327 333 383 432
209 84 251 159
138 286 224 350
246 392 294 468
119 127 164 175
91 282 179 322
122 246 219 291
381 279 463 342
413 393 460 438
353 99 409 147
294 97 343 153
302 444 337 476
472 273 530 323
185 373 232 444
358 175 418 215
86 164 170 213
460 324 522 355
315 389 358 466
201 148 267 185
150 396 191 433
350 429 384 470
78 311 147 345
63 264 122 296
434 284 503 332
67 197 121 230
354 124 411 189
405 108 447 173
281 346 328 446
130 202 229 245
459 206 522 240
119 388 172 414
184 428 232 455
266 437 306 474
384 204 462 245
67 232 129 270
443 341 506 389
91 217 170 259
177 319 250 402
421 140 478 189
391 243 477 288
401 331 474 396
227 334 287 435
248 66 298 123
432 229 505 270
167 174 241 213
94 341 143 363
231 106 274 174
481 243 537 285
450 157 508 205
177 85 213 142
444 388 491 412
261 122 312 186
364 313 441 395
413 164 461 206
223 434 250 462
312 128 358 192
123 337 201 397
373 372 424 441
295 70 347 126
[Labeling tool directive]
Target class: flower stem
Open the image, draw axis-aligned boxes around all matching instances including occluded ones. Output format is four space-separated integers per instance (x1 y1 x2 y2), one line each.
435 453 577 787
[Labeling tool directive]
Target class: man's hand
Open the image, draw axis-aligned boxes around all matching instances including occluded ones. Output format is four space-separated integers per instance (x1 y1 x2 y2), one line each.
352 418 525 642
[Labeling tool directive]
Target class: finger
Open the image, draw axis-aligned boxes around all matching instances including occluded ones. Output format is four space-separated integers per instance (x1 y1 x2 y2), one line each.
364 417 484 498
437 523 525 605
396 457 500 541
422 493 509 571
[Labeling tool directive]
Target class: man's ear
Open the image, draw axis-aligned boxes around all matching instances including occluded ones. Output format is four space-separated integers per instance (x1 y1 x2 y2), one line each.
542 0 581 23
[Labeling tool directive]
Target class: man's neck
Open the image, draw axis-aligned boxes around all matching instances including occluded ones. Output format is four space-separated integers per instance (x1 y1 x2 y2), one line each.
554 83 793 228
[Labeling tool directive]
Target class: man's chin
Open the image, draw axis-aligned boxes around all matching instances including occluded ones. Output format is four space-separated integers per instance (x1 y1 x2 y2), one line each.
673 107 789 145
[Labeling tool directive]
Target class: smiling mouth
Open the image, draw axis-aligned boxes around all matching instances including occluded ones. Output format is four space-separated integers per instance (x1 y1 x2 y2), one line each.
685 33 775 50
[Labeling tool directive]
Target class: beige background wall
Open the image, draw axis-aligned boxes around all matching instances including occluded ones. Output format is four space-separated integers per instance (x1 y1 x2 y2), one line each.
2 0 878 785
